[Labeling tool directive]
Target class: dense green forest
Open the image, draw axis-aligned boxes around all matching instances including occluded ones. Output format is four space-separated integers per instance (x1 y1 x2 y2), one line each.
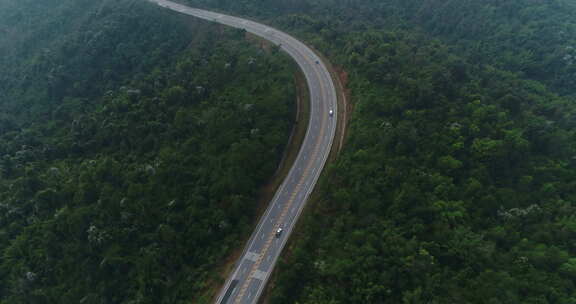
3 0 576 303
176 0 576 302
271 30 576 303
0 0 296 302
184 0 576 96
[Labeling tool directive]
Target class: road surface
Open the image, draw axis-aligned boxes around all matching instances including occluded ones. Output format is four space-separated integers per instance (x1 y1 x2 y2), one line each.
147 1 338 303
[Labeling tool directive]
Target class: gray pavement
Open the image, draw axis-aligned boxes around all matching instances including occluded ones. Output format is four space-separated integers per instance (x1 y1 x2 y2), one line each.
146 1 338 303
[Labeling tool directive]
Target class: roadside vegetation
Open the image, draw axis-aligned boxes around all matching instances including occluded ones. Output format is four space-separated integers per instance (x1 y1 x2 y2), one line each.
179 0 576 302
0 0 295 302
2 0 576 303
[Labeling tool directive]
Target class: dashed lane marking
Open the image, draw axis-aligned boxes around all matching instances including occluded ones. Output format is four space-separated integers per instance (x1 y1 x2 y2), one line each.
245 252 260 262
233 108 327 303
252 270 267 281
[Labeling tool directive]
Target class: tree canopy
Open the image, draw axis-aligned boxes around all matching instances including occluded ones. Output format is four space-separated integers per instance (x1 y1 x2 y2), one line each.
0 0 296 302
175 0 576 302
2 0 576 303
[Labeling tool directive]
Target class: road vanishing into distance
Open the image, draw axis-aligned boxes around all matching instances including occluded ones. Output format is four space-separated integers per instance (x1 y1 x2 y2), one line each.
148 1 338 303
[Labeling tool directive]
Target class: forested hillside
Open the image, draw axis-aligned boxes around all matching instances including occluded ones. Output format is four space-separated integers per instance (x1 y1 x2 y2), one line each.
271 30 576 303
175 0 576 302
3 0 576 303
0 0 296 302
184 0 576 96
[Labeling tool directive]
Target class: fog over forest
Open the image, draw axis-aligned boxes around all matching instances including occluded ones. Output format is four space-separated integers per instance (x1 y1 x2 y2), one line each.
1 0 576 303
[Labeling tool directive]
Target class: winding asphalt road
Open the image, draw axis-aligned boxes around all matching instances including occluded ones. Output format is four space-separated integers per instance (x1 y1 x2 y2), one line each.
148 1 338 303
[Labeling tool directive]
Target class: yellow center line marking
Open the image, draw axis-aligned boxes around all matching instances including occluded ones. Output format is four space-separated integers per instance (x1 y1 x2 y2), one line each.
233 156 317 302
233 40 331 304
153 4 336 304
234 102 327 303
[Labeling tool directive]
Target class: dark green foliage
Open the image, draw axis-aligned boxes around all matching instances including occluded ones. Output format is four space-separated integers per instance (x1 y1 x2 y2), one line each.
270 27 576 304
3 0 576 303
0 0 295 302
169 0 576 303
183 0 576 96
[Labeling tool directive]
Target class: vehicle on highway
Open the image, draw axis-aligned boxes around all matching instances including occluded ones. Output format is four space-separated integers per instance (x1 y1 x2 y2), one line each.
153 1 338 302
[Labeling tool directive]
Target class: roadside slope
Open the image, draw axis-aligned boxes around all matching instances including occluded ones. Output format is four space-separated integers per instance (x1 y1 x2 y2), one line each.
0 1 297 302
147 1 339 303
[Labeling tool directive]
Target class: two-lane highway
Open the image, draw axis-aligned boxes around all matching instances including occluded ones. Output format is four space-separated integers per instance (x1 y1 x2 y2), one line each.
147 1 338 303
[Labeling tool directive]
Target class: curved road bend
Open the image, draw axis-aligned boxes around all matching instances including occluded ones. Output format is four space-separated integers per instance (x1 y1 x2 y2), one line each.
148 1 338 303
